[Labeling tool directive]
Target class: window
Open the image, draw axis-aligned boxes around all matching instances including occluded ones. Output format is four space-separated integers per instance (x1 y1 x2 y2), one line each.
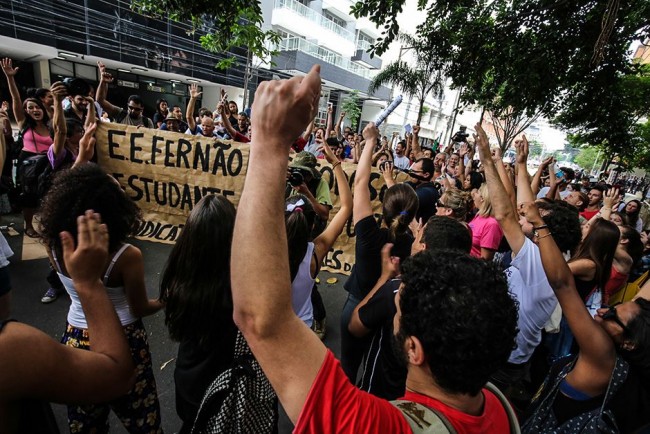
323 11 346 28
357 32 374 50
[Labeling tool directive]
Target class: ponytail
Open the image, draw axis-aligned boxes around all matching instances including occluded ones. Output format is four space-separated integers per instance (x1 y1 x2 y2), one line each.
285 195 316 282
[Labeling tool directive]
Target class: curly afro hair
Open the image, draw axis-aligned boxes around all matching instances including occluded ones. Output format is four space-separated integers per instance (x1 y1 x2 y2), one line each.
39 163 142 255
536 200 582 254
398 250 519 396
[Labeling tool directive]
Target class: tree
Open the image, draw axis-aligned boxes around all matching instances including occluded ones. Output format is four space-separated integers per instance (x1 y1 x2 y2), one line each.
131 0 280 69
574 147 603 173
341 90 362 131
352 0 650 153
368 33 445 125
487 108 541 152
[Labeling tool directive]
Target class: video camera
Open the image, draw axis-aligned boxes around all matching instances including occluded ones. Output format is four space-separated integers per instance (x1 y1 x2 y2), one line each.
288 169 305 187
451 126 469 144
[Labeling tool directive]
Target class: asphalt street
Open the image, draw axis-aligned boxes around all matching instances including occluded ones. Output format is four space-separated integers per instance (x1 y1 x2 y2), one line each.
6 212 350 433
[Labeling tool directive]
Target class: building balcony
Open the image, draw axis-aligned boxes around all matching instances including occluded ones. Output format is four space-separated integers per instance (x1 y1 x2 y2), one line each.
351 47 382 70
273 38 390 99
272 0 355 55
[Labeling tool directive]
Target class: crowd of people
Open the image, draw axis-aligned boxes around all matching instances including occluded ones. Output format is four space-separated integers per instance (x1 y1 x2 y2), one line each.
1 58 650 434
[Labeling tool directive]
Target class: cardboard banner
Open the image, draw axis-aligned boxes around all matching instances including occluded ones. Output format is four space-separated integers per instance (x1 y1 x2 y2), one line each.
95 123 392 275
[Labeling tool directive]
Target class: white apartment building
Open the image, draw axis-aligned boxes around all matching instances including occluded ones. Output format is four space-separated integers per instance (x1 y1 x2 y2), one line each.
260 0 391 129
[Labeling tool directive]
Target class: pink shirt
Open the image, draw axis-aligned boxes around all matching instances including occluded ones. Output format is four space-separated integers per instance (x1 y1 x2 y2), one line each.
468 215 503 258
22 128 52 154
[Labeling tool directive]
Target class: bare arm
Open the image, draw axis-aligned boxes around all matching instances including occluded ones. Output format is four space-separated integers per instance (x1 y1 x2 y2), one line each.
231 65 327 424
121 246 163 318
50 82 67 159
313 145 351 263
411 125 422 157
85 96 96 130
530 156 552 195
334 111 345 140
95 62 121 118
302 119 314 140
325 106 333 135
348 244 398 337
475 124 526 254
516 135 536 204
353 123 380 224
492 148 517 212
186 84 201 132
0 212 134 403
218 103 238 138
1 58 25 126
522 203 615 395
72 123 97 168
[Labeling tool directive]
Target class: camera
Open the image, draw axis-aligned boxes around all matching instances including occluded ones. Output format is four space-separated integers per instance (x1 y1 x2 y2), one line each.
62 77 90 97
379 161 393 172
288 169 305 187
451 126 469 143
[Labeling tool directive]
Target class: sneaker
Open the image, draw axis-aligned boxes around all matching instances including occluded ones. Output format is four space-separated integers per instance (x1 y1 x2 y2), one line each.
41 288 60 304
312 317 327 340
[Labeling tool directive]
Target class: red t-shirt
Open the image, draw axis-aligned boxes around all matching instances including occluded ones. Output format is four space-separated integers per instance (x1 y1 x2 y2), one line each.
232 131 250 143
293 351 510 434
580 209 599 220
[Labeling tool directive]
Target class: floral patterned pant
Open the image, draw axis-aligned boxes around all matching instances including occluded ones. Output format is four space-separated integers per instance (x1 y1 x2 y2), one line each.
61 319 163 434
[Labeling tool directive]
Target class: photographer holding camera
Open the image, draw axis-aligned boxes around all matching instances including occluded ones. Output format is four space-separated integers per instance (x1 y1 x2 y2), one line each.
383 156 440 223
286 151 332 228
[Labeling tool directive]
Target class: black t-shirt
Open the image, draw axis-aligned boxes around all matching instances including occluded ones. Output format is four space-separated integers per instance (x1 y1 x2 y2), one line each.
409 181 439 223
343 215 413 300
357 278 407 400
174 320 238 426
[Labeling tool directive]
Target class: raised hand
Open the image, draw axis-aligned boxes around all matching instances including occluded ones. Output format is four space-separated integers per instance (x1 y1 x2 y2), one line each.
540 156 554 168
319 143 338 165
76 122 97 164
60 210 109 287
327 105 333 114
409 218 425 256
189 83 202 99
519 201 544 227
459 142 469 158
515 135 529 165
97 61 113 83
413 125 421 135
216 102 225 115
603 188 620 210
50 82 67 102
362 122 379 142
491 146 502 163
1 58 18 77
380 160 393 181
251 64 321 151
473 123 491 162
1 101 8 112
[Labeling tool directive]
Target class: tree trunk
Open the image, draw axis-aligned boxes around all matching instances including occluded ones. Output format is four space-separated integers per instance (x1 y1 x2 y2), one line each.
416 97 425 125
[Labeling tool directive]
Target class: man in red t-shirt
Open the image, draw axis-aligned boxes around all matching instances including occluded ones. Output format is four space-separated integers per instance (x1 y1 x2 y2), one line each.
231 65 519 434
580 186 604 220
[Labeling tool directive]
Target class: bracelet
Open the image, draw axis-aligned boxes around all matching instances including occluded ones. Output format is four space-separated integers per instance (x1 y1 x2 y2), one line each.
331 161 341 170
532 224 548 231
537 232 553 240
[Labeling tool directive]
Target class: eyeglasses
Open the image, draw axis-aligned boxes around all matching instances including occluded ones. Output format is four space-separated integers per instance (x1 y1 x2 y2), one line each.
127 106 143 113
602 303 631 335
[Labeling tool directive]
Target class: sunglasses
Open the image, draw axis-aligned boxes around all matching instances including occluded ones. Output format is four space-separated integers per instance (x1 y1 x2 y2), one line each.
602 303 631 335
127 106 143 112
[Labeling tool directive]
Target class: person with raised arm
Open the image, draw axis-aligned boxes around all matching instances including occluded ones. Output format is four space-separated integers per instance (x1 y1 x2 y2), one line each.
0 211 135 434
1 58 51 238
231 65 520 434
520 201 650 433
475 123 582 407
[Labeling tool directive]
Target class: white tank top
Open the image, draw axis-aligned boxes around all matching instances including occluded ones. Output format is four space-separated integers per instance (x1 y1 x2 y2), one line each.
54 243 138 328
291 242 315 327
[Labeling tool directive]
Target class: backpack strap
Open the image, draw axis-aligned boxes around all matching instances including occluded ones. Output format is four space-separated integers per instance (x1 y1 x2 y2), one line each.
485 382 521 434
391 400 456 434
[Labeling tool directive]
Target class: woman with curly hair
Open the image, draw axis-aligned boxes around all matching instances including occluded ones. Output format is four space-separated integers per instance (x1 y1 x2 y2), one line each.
340 123 418 382
39 164 163 434
1 58 52 237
